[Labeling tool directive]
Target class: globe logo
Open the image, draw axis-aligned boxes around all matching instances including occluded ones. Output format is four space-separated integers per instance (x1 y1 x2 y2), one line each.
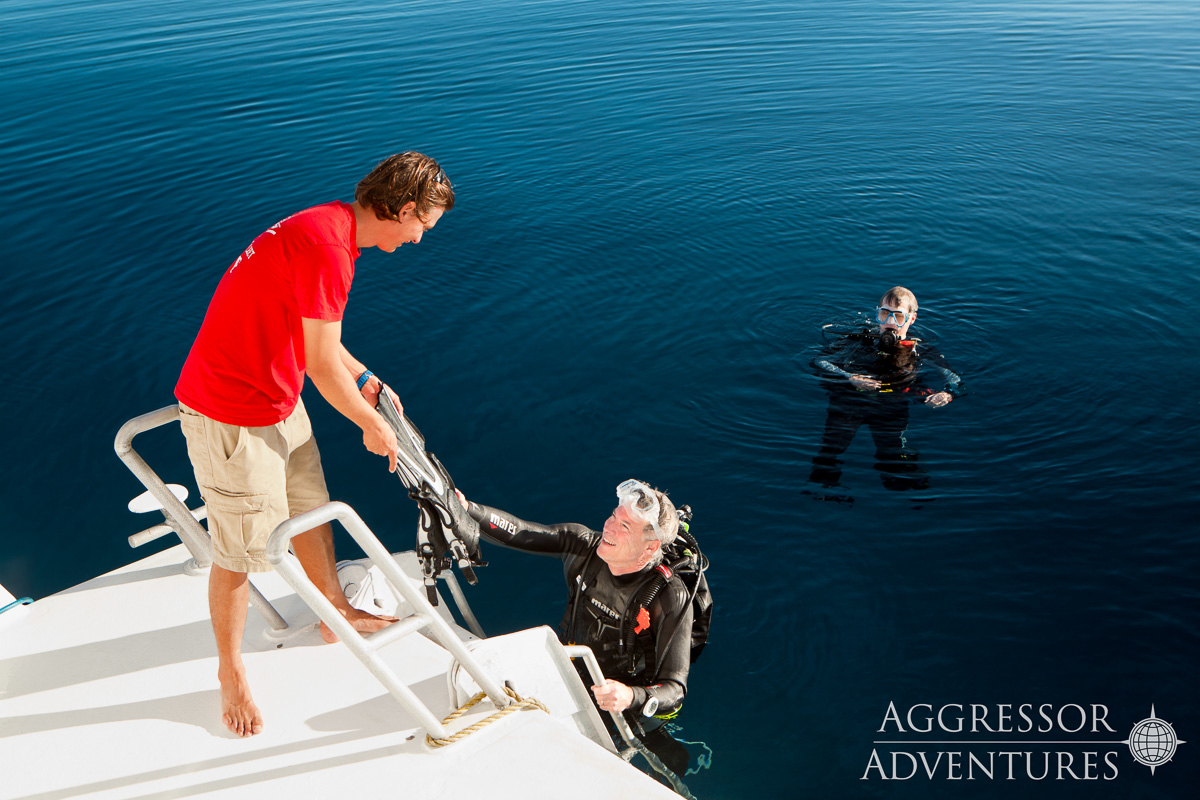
1125 706 1185 775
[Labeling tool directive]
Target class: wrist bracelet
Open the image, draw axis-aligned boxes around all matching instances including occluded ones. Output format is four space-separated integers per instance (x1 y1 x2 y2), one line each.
356 370 374 391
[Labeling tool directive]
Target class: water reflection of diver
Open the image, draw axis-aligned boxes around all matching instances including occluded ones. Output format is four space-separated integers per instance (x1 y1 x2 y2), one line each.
456 480 708 777
809 288 963 492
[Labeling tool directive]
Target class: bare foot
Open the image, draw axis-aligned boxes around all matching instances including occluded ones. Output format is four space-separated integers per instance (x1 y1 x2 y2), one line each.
320 606 398 644
218 668 263 737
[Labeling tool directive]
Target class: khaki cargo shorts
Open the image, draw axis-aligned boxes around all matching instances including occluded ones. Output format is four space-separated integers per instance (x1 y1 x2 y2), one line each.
178 399 330 573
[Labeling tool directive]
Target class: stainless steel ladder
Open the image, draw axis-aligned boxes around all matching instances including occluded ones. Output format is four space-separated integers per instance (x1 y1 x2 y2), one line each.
266 502 513 739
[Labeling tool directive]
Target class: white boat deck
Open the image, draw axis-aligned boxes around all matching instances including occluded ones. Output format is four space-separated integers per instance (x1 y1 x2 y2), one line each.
0 544 676 800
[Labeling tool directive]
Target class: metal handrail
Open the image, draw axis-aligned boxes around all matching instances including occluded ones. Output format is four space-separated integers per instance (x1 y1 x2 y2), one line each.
129 505 207 548
114 405 288 631
440 570 486 638
564 645 697 799
266 502 514 741
115 406 212 565
563 646 643 751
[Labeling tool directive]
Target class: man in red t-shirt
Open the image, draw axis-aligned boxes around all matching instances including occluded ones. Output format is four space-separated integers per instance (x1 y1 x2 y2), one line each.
175 152 454 738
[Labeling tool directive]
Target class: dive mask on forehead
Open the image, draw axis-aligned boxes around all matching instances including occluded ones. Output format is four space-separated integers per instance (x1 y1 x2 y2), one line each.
616 479 663 539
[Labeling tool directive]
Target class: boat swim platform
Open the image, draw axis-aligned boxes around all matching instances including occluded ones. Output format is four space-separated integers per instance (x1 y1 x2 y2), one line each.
0 544 676 800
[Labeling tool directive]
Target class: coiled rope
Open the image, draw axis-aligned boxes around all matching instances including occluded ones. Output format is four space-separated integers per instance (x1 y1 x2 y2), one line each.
425 686 548 748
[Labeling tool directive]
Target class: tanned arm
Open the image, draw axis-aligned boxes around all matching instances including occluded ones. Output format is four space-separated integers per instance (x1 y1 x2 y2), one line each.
302 317 399 471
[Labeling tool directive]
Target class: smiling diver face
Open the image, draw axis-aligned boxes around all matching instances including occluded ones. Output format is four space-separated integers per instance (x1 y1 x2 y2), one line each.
598 505 657 572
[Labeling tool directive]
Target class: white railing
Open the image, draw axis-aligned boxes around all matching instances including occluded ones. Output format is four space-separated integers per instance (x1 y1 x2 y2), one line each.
114 405 288 630
266 502 513 740
564 646 698 798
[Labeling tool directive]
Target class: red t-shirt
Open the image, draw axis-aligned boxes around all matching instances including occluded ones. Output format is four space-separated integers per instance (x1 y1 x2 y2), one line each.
176 202 359 426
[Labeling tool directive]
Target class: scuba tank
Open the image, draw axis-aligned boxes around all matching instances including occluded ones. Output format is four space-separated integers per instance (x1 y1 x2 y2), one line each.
618 505 712 672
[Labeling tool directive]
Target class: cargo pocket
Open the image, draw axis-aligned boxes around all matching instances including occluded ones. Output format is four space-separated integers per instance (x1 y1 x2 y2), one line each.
202 485 272 571
204 486 268 515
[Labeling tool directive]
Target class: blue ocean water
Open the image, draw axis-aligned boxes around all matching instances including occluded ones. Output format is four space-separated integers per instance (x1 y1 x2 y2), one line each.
1 0 1197 796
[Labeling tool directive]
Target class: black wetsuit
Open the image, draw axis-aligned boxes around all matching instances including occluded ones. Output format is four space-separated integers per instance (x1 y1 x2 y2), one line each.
464 501 693 718
810 333 962 491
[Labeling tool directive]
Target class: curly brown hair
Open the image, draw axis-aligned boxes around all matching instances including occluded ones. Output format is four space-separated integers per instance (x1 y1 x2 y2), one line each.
355 152 455 222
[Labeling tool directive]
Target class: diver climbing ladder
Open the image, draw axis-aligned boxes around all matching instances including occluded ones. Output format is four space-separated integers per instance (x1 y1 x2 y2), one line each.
265 503 686 771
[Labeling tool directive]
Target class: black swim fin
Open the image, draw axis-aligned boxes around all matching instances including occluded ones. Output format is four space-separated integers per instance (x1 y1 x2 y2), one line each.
375 386 484 598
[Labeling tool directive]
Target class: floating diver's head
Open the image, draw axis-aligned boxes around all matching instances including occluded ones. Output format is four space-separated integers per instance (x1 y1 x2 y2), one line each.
876 286 918 349
600 480 679 573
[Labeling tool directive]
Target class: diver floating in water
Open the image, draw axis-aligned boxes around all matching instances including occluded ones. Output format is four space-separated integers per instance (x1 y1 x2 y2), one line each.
809 286 963 493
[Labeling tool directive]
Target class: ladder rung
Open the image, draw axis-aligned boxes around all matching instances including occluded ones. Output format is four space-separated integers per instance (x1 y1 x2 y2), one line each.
266 503 516 737
363 614 428 650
